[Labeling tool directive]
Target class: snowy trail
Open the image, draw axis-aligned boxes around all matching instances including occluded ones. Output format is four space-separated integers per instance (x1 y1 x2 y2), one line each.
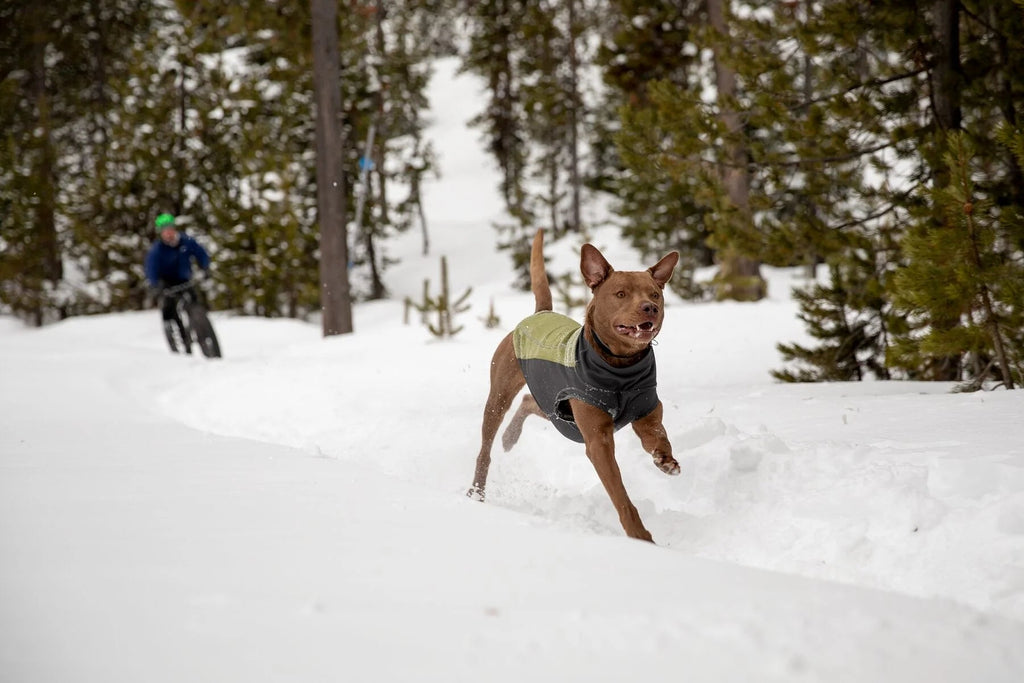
4 57 1024 681
3 314 1024 682
125 285 1024 624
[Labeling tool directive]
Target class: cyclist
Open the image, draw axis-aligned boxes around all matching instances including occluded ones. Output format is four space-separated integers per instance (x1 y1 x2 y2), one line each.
144 213 211 345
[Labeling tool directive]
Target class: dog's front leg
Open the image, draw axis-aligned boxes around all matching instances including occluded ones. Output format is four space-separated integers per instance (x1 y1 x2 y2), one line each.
570 399 654 543
631 402 680 475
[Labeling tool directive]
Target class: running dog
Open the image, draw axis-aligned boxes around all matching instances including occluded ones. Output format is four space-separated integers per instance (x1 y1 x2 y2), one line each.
468 229 680 542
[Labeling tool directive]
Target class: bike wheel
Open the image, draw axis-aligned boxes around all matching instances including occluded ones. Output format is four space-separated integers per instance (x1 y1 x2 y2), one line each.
163 320 182 353
164 316 191 354
188 304 222 358
176 307 194 355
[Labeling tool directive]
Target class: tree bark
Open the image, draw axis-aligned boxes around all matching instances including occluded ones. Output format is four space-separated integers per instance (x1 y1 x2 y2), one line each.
28 4 62 325
926 0 962 379
312 0 353 335
931 0 961 134
707 0 765 301
567 0 582 233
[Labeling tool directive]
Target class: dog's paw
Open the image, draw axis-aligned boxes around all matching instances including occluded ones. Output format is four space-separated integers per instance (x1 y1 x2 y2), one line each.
501 424 521 452
466 486 486 502
653 452 680 476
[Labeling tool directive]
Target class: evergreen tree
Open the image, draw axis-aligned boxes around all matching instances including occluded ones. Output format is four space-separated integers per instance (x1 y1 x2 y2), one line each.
760 0 1024 382
614 1 844 301
889 131 1022 389
881 1 1024 384
460 0 529 218
460 0 596 285
0 0 162 323
520 1 569 235
351 1 442 299
1 0 444 324
1 2 78 323
170 0 440 312
178 0 325 317
64 2 185 315
595 0 710 295
703 0 766 301
774 237 895 382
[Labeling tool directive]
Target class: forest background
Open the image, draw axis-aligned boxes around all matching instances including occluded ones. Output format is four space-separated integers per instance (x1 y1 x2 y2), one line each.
2 0 1023 388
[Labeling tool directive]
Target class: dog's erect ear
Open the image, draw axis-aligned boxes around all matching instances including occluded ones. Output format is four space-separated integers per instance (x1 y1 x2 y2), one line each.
580 244 614 290
648 251 680 288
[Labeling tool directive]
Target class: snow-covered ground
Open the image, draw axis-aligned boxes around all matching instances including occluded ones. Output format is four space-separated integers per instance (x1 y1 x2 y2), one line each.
2 59 1023 682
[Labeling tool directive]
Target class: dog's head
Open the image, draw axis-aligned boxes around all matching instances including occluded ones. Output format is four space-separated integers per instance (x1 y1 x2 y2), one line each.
581 244 679 363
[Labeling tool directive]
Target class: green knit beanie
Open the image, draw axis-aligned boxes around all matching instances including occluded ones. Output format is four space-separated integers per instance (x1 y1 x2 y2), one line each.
155 213 175 230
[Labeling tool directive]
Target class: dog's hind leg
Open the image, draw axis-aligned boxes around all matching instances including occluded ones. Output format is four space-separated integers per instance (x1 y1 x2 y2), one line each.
501 394 546 452
468 334 525 501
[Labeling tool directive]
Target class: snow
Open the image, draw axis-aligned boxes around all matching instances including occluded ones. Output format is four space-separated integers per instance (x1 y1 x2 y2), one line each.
3 59 1024 682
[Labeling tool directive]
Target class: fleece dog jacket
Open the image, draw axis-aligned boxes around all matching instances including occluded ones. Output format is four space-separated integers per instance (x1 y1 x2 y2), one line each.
512 311 659 443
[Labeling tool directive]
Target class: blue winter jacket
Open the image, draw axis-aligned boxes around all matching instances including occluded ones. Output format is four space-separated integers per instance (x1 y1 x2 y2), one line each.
145 234 210 287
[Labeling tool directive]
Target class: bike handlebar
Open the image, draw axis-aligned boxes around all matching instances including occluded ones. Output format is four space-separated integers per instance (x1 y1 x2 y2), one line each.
161 280 198 296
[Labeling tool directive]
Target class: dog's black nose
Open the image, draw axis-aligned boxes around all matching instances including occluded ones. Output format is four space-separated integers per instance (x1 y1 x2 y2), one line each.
641 302 659 315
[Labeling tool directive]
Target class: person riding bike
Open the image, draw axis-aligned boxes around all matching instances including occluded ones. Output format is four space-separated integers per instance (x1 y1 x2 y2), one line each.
144 213 211 345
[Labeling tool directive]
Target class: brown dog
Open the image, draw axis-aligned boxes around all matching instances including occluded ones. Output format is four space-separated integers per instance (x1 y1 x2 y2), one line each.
468 229 680 542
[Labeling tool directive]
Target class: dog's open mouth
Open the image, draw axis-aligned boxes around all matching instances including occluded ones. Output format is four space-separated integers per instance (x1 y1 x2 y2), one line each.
616 321 656 339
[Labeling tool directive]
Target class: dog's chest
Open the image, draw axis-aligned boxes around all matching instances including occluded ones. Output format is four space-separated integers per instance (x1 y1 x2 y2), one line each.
512 311 659 442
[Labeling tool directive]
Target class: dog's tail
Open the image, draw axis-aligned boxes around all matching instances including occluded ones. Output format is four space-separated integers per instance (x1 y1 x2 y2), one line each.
530 229 552 312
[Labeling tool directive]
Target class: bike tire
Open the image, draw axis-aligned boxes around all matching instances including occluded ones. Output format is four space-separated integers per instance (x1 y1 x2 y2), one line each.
163 321 180 353
164 317 190 354
188 304 222 358
177 307 194 355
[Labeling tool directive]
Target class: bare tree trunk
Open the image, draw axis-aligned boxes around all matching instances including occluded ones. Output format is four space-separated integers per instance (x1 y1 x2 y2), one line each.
567 0 582 233
801 0 818 280
927 0 963 379
28 5 62 325
312 0 353 335
361 6 388 300
413 169 430 255
707 0 765 302
176 50 187 214
931 0 961 135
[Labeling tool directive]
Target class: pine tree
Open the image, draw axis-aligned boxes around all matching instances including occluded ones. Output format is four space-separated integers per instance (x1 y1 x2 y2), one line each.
64 2 184 314
172 0 440 314
405 255 472 338
0 0 164 323
880 1 1024 384
0 3 78 323
351 1 443 300
889 131 1022 389
516 0 592 237
595 0 710 296
613 1 863 301
774 242 894 382
461 0 529 218
764 0 1024 382
461 0 596 285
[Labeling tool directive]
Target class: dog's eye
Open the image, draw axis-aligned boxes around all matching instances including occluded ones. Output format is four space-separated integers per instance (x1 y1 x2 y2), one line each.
616 291 626 298
652 292 660 300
